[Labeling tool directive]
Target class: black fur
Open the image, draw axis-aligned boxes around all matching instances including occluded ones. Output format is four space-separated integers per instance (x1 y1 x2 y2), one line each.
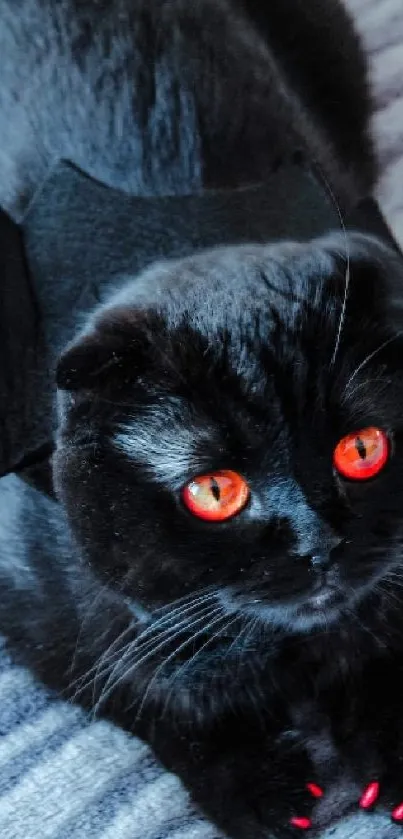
3 2 403 838
3 232 403 836
0 0 374 219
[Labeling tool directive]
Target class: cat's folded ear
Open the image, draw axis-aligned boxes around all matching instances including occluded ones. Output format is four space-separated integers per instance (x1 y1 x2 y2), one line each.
56 331 124 390
329 231 403 334
380 248 403 332
352 233 403 332
56 306 161 391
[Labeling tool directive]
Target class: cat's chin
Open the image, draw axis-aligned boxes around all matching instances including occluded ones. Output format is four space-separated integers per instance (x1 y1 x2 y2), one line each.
252 601 345 634
282 601 344 633
219 587 349 634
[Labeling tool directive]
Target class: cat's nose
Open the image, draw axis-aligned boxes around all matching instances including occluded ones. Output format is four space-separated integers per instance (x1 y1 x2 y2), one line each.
292 511 343 568
310 551 337 570
300 539 344 571
275 480 343 569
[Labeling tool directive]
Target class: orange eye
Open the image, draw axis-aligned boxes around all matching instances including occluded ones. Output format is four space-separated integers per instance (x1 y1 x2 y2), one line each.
333 427 389 480
182 470 250 521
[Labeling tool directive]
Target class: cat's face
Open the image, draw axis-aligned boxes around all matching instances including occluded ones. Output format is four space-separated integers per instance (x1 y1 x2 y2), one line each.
54 233 403 636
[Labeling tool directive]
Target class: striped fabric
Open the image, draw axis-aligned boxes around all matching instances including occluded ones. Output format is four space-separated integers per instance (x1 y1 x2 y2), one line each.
1 1 403 836
0 639 221 839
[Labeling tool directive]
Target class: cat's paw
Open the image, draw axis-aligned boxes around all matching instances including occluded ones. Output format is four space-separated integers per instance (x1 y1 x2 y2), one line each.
216 776 324 838
288 782 324 832
358 780 403 825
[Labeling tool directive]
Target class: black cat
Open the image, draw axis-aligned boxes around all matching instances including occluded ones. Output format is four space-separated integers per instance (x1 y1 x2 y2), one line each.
2 2 403 838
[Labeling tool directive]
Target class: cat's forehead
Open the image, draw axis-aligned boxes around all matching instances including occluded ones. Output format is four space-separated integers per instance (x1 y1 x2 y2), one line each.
118 232 400 415
109 238 341 328
60 230 400 419
91 231 395 401
141 233 396 364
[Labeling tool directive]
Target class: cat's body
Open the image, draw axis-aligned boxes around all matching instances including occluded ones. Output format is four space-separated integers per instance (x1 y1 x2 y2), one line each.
0 0 374 220
1 1 403 837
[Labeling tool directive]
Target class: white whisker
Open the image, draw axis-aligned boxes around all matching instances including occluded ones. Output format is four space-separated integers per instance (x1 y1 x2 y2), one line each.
68 620 137 702
222 615 252 662
93 605 222 715
343 332 403 395
134 608 227 722
83 600 216 704
68 590 217 701
96 600 217 693
162 614 240 713
319 173 350 369
150 586 216 618
68 583 111 678
341 377 389 401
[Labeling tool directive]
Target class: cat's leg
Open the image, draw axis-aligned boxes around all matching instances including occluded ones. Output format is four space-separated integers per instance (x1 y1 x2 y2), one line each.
182 737 324 837
334 659 403 828
151 716 326 839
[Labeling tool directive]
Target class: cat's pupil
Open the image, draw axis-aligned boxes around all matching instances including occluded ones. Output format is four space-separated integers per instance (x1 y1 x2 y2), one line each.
355 437 367 460
210 478 221 502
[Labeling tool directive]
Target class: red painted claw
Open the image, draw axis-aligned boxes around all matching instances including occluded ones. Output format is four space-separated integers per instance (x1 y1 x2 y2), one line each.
289 782 323 829
392 802 403 822
359 781 380 809
290 816 312 830
306 783 323 799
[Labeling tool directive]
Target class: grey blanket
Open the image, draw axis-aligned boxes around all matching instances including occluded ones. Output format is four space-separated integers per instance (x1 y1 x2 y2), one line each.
1 1 403 837
0 637 218 839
